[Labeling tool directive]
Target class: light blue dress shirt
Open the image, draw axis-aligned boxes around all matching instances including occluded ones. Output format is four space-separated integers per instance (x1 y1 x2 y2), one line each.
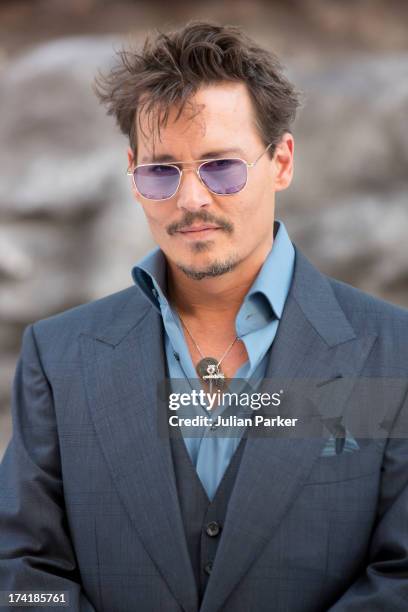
132 220 295 500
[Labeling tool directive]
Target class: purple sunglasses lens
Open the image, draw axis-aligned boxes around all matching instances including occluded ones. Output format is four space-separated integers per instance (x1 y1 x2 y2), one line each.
199 159 247 195
133 164 180 200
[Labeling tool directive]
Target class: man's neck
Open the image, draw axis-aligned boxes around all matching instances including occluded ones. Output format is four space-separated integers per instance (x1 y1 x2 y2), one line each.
166 239 273 326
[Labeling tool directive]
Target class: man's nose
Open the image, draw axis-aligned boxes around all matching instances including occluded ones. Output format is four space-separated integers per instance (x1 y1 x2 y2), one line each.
175 167 213 212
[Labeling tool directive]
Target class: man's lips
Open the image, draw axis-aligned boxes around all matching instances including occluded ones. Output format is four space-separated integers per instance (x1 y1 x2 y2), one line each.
166 212 233 237
177 225 221 234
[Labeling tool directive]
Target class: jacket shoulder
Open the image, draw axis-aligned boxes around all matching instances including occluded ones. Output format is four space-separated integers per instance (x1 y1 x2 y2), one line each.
28 285 151 354
329 276 408 317
328 275 408 334
322 275 408 377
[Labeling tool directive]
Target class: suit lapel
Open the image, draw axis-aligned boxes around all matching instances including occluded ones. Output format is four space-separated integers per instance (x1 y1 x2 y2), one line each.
199 249 377 612
79 295 198 612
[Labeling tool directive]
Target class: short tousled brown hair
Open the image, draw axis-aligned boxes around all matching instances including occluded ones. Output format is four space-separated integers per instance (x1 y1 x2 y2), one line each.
94 20 303 159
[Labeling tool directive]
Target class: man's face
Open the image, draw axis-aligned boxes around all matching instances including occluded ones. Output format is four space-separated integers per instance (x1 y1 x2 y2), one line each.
128 81 294 280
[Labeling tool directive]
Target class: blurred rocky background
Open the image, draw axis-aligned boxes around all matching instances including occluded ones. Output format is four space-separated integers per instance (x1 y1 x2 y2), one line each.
1 0 407 458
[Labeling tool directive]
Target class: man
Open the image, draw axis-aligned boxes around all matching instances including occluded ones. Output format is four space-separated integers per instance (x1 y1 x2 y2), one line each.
1 20 408 612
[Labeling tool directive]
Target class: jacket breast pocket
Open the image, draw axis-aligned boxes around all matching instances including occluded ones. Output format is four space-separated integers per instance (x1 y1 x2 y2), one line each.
305 439 383 485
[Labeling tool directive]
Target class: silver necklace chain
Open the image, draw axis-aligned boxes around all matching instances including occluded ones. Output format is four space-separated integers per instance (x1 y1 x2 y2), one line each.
176 311 239 368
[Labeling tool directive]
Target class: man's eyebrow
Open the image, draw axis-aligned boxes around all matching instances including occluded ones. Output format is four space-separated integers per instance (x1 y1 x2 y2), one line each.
140 148 246 164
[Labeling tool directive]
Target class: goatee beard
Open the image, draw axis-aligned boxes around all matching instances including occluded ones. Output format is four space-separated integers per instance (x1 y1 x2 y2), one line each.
176 255 241 280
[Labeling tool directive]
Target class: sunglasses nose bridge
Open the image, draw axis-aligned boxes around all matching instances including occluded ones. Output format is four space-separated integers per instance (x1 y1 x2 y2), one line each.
175 165 214 208
179 164 202 179
177 165 208 191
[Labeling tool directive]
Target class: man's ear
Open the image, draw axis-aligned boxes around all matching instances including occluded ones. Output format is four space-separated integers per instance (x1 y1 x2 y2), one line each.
127 147 135 169
273 132 294 192
127 147 139 199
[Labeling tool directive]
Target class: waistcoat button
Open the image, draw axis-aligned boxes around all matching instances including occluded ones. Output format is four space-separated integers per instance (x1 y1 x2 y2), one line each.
206 521 221 537
204 560 213 575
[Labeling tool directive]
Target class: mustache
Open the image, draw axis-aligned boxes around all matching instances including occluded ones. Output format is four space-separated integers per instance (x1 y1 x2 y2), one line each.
166 211 233 235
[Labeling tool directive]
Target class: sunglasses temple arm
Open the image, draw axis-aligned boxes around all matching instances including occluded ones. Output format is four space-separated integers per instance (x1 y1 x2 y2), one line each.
249 142 273 167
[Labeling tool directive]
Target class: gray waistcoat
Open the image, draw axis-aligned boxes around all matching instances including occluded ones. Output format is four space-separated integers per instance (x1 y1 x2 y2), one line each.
169 432 247 604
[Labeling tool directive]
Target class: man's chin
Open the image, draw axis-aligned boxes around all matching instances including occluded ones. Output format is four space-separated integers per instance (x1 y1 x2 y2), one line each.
175 255 241 281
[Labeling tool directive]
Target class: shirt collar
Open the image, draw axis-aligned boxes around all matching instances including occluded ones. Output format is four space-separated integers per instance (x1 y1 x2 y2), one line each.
242 219 294 321
131 219 295 323
131 246 167 312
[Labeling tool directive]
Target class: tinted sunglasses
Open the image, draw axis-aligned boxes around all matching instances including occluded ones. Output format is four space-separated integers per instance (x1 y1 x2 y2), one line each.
127 143 273 201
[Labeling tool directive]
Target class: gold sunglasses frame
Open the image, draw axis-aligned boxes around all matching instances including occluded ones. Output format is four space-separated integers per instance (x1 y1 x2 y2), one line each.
126 142 273 201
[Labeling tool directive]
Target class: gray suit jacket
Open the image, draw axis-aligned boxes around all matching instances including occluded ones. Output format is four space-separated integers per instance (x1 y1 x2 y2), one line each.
1 247 408 611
